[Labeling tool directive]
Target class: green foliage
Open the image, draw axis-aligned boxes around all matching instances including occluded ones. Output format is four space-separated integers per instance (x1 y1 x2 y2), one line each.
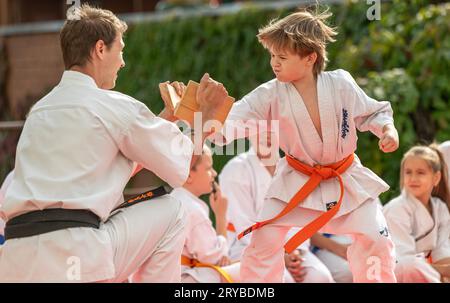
358 69 419 202
114 1 449 204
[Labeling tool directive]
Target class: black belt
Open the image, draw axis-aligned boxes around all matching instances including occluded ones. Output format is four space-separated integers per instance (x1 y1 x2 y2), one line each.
4 209 100 241
4 186 168 241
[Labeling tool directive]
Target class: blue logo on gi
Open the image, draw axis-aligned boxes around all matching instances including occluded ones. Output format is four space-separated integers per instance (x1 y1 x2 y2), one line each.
341 109 350 139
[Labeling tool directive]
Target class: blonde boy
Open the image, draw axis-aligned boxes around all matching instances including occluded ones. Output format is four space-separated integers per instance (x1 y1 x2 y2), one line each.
211 10 400 282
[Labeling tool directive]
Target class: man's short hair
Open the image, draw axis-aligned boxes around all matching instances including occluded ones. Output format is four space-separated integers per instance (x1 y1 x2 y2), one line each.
60 4 128 69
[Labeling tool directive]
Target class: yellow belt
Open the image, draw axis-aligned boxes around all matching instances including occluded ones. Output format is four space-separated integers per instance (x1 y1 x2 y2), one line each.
181 255 233 283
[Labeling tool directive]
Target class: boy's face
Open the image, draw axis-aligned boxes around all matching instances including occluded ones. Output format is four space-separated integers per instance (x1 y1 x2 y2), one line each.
188 152 217 196
269 47 313 82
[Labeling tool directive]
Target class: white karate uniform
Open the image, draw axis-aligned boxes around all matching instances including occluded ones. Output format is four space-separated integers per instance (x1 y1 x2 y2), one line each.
219 149 334 282
0 171 14 237
0 71 193 282
313 234 353 283
171 187 240 283
312 197 383 283
209 69 396 282
219 148 272 261
383 190 450 282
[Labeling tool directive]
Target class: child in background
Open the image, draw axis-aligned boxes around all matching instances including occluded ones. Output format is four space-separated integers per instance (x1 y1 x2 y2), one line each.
171 146 240 282
383 144 450 282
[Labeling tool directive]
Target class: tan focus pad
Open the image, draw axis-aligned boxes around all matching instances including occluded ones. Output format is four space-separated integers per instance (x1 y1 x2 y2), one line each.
159 82 181 111
174 80 234 128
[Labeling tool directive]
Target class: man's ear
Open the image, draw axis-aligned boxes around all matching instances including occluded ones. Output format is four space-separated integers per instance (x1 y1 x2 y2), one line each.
93 40 107 60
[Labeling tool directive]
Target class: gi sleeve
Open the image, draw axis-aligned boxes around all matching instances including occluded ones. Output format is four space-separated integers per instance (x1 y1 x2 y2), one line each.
383 203 418 259
219 163 258 233
431 202 450 262
118 103 193 189
187 220 229 265
340 69 394 138
209 82 274 146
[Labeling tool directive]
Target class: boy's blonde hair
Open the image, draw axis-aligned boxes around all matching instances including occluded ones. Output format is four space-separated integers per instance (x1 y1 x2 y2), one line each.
257 9 337 76
400 144 450 210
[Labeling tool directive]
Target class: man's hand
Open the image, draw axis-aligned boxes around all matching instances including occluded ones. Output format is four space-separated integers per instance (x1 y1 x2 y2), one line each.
197 73 229 121
158 81 186 122
379 124 399 153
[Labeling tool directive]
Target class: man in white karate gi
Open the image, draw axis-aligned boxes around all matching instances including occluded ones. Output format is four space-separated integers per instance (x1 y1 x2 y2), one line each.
0 4 229 282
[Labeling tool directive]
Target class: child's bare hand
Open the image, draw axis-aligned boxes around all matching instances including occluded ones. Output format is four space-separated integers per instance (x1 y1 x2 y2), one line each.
284 250 306 282
379 124 399 153
197 73 229 120
209 182 228 218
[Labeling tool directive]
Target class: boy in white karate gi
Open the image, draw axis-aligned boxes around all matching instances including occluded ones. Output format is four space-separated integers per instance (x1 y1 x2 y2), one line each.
220 132 334 282
171 146 240 283
383 145 450 282
0 5 230 282
210 10 400 282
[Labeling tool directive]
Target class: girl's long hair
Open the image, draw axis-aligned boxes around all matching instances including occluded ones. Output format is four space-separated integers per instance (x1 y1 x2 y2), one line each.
400 143 450 211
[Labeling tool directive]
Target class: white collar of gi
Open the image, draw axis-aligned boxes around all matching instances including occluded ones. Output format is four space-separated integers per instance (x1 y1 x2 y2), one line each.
60 70 99 88
402 189 435 215
176 187 210 212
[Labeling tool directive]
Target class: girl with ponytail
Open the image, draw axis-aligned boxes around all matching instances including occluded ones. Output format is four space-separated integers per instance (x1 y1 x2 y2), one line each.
383 144 450 282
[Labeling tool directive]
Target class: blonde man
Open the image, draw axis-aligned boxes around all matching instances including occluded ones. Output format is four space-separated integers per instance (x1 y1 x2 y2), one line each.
210 10 399 282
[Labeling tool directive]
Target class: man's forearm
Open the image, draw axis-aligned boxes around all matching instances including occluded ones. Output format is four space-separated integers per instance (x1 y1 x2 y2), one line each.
158 108 176 122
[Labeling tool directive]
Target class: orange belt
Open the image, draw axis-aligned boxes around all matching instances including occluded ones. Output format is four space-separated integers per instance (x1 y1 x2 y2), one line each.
181 255 233 283
227 222 236 233
426 253 433 264
238 154 354 253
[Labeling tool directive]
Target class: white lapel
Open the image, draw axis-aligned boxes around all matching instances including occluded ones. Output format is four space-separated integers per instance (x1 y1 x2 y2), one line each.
285 82 323 161
404 190 436 252
317 73 339 164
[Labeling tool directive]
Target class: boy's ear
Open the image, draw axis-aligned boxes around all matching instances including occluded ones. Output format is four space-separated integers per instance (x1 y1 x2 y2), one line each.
307 52 317 65
185 171 195 185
